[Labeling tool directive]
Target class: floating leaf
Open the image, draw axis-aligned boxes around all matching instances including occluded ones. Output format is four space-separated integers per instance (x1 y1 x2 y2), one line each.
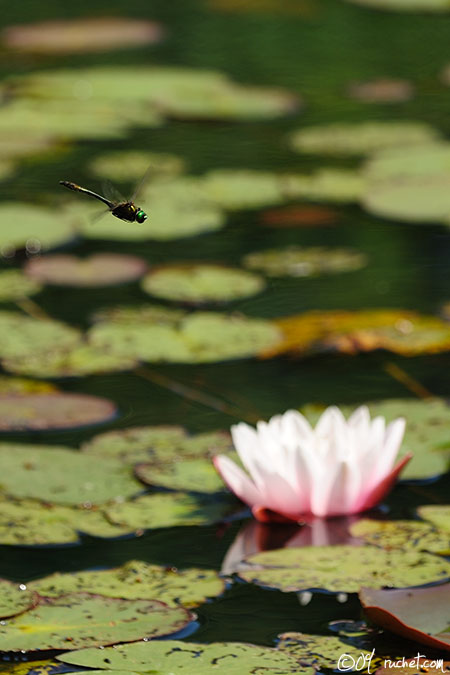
289 122 439 156
58 640 310 674
238 545 450 592
0 130 60 161
91 303 186 325
417 505 450 533
0 579 35 619
359 585 450 651
0 393 117 432
0 203 77 253
242 246 367 278
2 17 164 53
105 492 232 529
277 632 376 670
89 151 186 182
0 593 191 651
2 344 138 379
142 264 265 304
89 310 282 363
0 376 57 394
0 444 141 504
0 270 41 302
344 0 450 12
284 169 366 203
199 170 286 210
260 205 339 227
136 457 225 494
349 519 450 555
0 659 67 675
30 560 225 608
0 311 80 361
347 78 414 103
24 254 148 287
364 142 450 182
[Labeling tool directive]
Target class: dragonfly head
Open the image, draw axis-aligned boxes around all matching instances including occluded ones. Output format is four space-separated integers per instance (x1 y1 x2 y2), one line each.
136 209 147 224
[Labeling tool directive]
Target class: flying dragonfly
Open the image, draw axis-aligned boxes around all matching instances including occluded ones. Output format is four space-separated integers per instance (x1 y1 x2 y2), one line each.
59 172 149 224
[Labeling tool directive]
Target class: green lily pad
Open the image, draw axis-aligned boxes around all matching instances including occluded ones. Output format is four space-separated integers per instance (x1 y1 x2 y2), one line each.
2 17 164 54
30 560 225 608
359 585 450 652
289 122 439 156
0 444 141 504
91 303 186 325
0 203 78 253
105 492 232 529
199 170 286 210
0 131 60 161
0 311 81 360
277 632 377 670
24 254 148 287
58 640 311 674
0 659 68 674
238 545 450 592
0 376 57 394
242 246 367 277
135 457 225 494
0 393 117 432
2 344 138 379
344 0 450 12
88 310 282 363
82 427 231 466
0 270 41 302
417 505 450 533
141 264 265 304
364 142 450 182
347 78 414 103
89 151 186 182
284 169 366 203
349 519 450 555
0 593 191 651
0 579 35 619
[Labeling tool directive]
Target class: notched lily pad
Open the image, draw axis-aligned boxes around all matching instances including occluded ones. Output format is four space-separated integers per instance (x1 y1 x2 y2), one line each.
135 457 226 494
350 519 450 555
0 393 117 431
0 270 41 302
243 246 367 277
89 151 186 182
30 560 225 608
0 593 191 651
360 585 450 651
141 264 265 304
0 579 36 618
238 545 450 592
24 254 148 287
58 640 311 674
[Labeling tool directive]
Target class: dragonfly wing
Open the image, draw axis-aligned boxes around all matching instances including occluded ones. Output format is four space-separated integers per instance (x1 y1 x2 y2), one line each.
102 179 125 205
130 163 154 203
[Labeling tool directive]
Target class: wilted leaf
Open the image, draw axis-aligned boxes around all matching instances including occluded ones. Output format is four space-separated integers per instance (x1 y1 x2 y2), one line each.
242 246 367 277
30 560 225 608
349 519 450 555
0 579 35 618
24 254 148 287
141 264 265 304
0 393 117 431
89 150 186 182
58 640 311 674
238 545 450 592
0 593 191 651
0 270 41 302
359 584 450 651
136 457 225 494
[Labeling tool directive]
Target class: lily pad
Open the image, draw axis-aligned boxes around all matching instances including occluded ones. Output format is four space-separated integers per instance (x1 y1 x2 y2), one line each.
242 246 367 277
58 640 311 674
199 170 286 210
0 593 191 651
2 344 138 379
135 457 226 494
0 444 141 504
141 264 265 304
89 310 282 363
349 519 450 555
344 0 450 12
0 393 117 431
105 492 232 529
30 560 225 608
364 142 450 182
277 632 377 670
359 585 450 651
417 505 450 533
238 545 450 592
284 169 366 203
0 203 77 253
289 122 439 156
2 17 164 53
91 303 186 325
260 205 339 227
347 78 414 103
0 579 35 619
0 311 80 361
24 254 148 287
0 270 41 302
0 376 57 394
89 151 186 182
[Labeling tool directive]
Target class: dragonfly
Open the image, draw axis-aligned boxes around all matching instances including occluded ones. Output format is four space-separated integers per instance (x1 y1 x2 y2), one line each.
59 174 148 224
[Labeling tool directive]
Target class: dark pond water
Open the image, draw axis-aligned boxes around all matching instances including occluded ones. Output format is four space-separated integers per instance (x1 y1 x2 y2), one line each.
0 0 449 663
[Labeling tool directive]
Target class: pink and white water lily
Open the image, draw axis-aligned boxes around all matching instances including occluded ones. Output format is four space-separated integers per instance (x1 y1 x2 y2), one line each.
214 406 411 523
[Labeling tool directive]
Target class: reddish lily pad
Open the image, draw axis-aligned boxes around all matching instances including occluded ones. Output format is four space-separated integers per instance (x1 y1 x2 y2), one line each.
349 519 450 555
2 17 164 53
238 545 450 592
260 205 339 227
0 579 36 619
347 79 414 103
24 254 148 287
0 393 117 431
0 593 191 651
359 584 450 651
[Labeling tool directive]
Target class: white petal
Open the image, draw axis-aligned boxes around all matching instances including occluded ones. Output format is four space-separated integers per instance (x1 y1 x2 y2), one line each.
368 417 406 487
213 455 262 507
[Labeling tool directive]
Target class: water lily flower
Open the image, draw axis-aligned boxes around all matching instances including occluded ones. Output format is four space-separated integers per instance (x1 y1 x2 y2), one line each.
214 406 411 523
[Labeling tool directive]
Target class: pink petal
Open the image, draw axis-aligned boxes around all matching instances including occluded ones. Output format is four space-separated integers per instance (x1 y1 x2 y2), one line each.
213 455 262 508
355 452 413 513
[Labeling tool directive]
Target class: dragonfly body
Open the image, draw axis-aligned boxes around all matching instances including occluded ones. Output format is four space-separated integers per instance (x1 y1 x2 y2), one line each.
59 180 148 224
